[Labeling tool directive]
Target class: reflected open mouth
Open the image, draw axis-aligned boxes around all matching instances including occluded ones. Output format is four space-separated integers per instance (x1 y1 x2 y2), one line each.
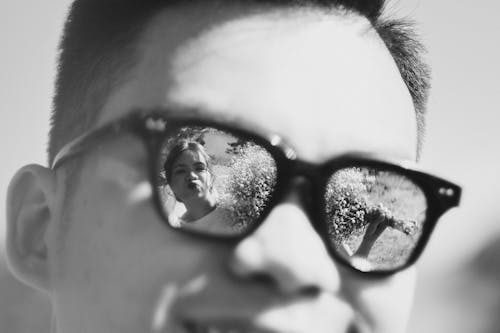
187 182 201 190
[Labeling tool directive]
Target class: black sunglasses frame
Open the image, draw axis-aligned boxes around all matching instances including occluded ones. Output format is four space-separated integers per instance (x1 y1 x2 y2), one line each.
52 109 462 277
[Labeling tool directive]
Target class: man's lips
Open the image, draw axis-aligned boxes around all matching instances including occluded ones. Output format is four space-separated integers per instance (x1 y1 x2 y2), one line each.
181 319 275 333
151 280 368 333
151 285 280 333
170 296 364 333
176 313 368 333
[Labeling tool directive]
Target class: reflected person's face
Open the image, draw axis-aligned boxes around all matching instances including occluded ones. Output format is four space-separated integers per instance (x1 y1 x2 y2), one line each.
169 150 212 203
51 4 418 333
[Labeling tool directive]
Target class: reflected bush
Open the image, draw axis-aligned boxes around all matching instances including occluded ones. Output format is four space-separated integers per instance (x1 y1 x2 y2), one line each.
222 144 277 229
325 167 418 243
325 168 370 242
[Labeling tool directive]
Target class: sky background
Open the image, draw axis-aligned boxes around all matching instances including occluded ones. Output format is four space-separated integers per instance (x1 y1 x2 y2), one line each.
1 1 499 332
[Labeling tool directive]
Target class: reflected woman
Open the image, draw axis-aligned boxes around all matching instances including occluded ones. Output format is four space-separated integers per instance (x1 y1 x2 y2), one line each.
164 140 234 234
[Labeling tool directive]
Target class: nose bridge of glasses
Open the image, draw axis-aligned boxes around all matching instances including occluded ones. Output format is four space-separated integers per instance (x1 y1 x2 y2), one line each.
232 199 343 294
286 159 323 190
286 157 314 176
278 159 324 222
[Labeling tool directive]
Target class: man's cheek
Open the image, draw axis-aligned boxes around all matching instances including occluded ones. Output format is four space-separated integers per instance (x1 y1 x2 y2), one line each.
343 267 416 332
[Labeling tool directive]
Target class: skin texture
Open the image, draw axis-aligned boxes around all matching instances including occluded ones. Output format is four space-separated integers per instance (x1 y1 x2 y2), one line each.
7 3 419 333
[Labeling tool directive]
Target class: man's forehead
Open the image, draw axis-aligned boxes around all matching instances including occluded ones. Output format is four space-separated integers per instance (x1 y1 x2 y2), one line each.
98 3 416 162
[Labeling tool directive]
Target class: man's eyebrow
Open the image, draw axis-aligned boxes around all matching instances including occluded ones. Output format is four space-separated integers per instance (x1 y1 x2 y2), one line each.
158 105 217 119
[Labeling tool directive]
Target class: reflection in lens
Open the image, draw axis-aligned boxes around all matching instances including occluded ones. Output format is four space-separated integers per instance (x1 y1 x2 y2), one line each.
324 167 427 271
157 127 277 236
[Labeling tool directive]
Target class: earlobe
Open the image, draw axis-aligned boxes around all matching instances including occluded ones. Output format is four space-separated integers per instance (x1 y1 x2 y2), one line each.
6 164 58 292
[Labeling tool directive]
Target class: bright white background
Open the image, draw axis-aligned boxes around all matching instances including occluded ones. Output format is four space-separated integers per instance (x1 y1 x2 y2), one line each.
1 1 499 332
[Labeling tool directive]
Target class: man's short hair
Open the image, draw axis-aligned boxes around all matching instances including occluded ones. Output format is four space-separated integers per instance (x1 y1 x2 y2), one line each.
48 0 430 165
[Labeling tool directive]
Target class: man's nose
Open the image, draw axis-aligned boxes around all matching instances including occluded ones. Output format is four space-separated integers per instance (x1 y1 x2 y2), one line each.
229 179 341 295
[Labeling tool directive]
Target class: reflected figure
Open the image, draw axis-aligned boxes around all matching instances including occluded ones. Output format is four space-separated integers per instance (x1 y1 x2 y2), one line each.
339 208 388 271
164 140 216 221
327 167 425 271
342 210 390 252
163 140 233 233
349 210 388 256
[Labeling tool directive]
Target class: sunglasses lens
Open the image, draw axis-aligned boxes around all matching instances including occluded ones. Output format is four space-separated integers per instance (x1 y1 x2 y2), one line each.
157 126 277 236
324 167 428 272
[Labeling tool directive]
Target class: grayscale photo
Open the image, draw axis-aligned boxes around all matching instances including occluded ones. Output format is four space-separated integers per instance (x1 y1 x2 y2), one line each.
1 1 499 332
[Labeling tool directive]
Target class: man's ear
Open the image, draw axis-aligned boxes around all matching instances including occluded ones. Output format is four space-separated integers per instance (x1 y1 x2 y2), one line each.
6 164 58 292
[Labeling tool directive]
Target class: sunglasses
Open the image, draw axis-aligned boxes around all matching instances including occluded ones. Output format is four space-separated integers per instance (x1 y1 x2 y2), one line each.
52 108 461 276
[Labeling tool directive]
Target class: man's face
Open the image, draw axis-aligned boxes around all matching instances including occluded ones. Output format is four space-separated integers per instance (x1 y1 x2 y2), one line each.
50 4 417 333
